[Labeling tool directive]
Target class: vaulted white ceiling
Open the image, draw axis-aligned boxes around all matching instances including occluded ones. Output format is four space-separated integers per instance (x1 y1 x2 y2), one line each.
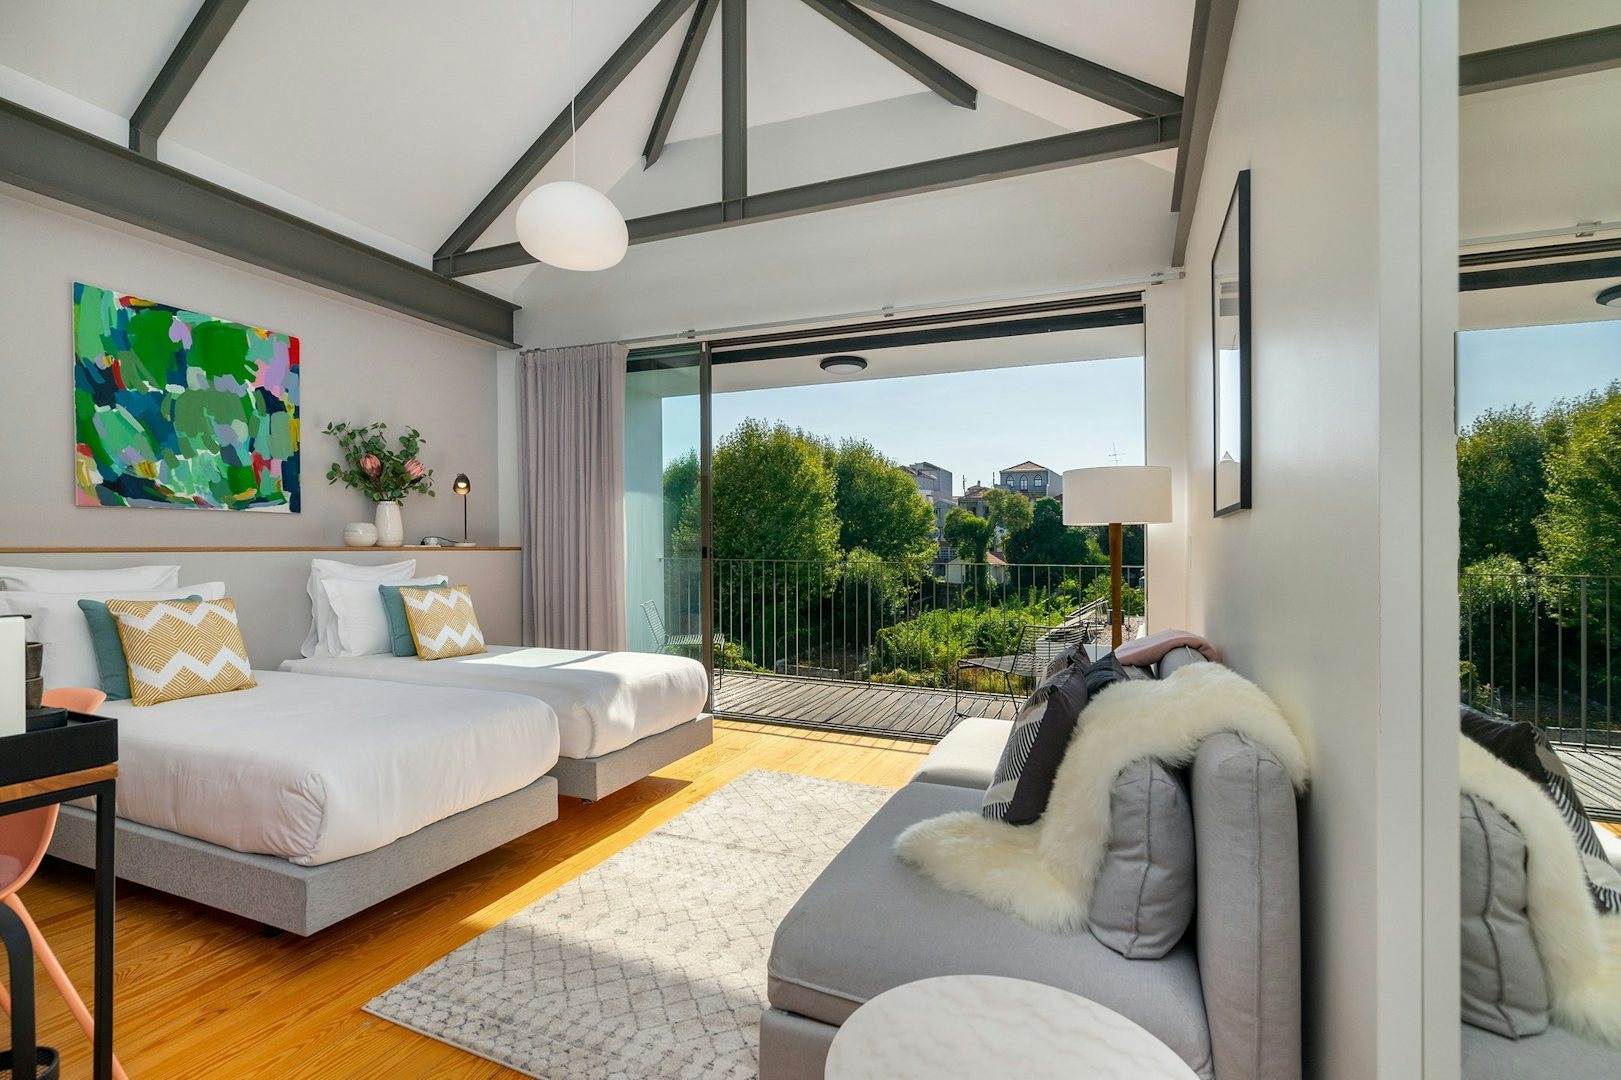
0 0 1195 300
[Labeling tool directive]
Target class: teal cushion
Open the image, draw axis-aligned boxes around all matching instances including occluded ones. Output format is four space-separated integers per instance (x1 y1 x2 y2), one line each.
79 595 201 700
379 584 421 657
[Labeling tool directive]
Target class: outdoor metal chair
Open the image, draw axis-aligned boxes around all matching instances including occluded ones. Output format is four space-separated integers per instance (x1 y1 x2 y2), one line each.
952 618 1096 718
642 600 726 685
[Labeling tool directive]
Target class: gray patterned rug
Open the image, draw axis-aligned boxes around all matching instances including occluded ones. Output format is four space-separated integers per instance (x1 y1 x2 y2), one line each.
366 769 891 1079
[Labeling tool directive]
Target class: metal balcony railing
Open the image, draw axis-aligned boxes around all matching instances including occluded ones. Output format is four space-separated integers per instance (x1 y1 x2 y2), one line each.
1461 570 1620 750
656 556 1141 736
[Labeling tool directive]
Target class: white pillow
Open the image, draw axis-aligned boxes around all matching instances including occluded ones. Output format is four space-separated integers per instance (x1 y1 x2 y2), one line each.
0 565 181 592
322 575 447 657
0 582 226 689
302 559 419 658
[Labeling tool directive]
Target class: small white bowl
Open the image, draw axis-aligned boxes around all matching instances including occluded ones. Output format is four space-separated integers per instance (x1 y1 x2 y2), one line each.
342 522 379 548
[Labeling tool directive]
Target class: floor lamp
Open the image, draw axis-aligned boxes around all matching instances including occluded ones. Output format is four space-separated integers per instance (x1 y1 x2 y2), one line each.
1061 466 1173 649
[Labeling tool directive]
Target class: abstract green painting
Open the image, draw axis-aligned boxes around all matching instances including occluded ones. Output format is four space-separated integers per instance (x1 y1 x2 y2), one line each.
73 282 301 512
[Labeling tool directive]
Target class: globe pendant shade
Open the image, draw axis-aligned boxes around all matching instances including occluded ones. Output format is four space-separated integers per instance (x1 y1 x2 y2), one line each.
515 181 629 271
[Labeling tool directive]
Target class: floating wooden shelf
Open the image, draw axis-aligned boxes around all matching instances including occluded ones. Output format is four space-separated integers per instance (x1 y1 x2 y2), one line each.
0 546 520 553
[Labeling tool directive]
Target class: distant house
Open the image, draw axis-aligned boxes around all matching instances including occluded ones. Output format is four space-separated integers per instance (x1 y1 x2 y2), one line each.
996 461 1063 499
907 461 955 537
958 483 993 519
945 549 1008 586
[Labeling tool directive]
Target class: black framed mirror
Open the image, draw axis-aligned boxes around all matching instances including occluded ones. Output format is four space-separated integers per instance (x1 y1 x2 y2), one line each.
1212 170 1252 517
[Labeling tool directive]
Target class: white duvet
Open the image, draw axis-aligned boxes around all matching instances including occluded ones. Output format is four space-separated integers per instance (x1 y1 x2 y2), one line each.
98 670 560 866
282 646 708 759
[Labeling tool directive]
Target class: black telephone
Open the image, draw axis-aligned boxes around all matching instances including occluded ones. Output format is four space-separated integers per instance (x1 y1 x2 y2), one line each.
419 535 458 547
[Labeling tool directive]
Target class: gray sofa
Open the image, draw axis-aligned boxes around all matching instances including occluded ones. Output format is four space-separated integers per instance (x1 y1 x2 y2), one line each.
760 716 1302 1080
1459 793 1621 1076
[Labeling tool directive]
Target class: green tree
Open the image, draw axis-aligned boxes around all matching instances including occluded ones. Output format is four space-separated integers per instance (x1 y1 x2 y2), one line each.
1089 524 1145 567
1458 405 1548 566
1536 389 1621 577
662 449 700 557
712 419 840 563
944 507 995 564
984 488 1034 541
829 439 937 566
1005 497 1107 566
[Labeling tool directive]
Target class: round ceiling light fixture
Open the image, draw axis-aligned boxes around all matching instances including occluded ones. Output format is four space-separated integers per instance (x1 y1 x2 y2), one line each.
1597 284 1621 309
514 0 628 272
820 354 868 375
516 182 629 271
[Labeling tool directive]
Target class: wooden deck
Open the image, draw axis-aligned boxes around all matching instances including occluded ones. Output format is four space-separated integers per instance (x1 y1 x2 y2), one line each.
1555 744 1621 819
713 670 1020 739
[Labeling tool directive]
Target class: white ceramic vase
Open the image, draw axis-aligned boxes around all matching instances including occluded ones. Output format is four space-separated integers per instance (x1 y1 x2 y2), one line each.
342 522 379 548
374 500 405 548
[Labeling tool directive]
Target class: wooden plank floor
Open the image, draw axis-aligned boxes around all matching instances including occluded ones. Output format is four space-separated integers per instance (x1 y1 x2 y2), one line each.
713 671 1020 738
1555 744 1621 819
18 721 928 1080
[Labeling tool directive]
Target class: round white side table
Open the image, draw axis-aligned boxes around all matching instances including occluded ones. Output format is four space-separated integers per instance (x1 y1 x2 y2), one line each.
825 974 1200 1080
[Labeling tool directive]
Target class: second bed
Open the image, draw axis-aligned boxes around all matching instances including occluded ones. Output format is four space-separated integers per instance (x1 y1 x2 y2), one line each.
283 645 713 800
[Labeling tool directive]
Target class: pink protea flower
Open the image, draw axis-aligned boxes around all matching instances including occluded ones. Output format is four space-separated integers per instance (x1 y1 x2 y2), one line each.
404 459 425 480
359 454 381 477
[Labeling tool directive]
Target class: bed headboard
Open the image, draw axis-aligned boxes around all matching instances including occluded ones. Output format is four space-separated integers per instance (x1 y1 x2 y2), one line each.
0 548 523 667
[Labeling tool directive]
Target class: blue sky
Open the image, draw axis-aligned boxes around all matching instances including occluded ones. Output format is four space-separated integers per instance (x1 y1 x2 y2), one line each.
1456 320 1621 428
704 355 1145 494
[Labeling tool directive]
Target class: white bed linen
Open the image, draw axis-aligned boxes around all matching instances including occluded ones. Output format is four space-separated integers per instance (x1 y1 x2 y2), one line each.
282 646 708 759
97 670 560 866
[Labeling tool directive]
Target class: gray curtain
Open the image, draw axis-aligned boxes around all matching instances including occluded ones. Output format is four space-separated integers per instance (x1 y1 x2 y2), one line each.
517 343 629 651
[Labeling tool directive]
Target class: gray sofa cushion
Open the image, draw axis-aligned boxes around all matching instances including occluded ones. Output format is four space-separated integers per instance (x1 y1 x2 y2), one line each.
769 781 1216 1079
910 717 1010 789
1089 758 1196 959
1460 794 1549 1038
1193 732 1302 1080
1462 1021 1621 1076
1158 644 1209 680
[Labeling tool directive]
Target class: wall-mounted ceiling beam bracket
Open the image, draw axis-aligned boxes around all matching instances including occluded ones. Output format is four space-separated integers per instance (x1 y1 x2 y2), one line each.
441 113 1180 277
849 0 1180 117
644 0 720 168
1 98 516 346
436 0 700 259
1460 24 1621 95
799 0 976 109
129 0 250 156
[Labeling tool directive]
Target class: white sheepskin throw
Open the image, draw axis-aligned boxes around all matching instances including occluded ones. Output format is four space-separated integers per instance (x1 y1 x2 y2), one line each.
1460 735 1621 1047
894 662 1309 933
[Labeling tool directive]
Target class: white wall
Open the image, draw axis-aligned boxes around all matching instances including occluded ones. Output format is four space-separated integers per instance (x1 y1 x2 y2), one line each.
0 185 502 548
1177 0 1457 1076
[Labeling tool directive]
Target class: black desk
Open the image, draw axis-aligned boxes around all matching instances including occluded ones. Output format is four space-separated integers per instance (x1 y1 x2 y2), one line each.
0 712 117 1080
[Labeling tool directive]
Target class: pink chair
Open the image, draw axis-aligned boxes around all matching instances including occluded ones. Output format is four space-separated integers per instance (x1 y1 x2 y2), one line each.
0 688 128 1080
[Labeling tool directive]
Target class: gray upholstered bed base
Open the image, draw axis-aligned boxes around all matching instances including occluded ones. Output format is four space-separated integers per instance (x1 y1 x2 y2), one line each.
551 714 714 801
48 774 559 936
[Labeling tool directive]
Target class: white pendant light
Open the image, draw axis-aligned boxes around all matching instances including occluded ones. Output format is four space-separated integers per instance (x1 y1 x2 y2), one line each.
516 182 628 271
515 0 628 272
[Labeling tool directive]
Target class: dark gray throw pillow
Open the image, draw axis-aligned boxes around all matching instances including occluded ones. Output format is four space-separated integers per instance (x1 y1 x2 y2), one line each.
1089 759 1197 958
1460 793 1549 1038
1461 707 1621 914
982 661 1090 825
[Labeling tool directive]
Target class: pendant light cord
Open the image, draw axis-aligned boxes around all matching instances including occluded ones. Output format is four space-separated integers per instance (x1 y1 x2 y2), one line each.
568 0 577 181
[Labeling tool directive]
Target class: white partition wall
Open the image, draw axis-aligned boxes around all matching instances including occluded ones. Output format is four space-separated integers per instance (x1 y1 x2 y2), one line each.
1176 0 1459 1076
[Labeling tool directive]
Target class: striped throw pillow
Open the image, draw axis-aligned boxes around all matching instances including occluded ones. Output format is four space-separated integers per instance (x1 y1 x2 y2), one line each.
400 585 487 660
104 597 256 707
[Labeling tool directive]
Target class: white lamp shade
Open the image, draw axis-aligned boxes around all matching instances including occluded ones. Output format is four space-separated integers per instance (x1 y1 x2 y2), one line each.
1061 466 1173 525
515 181 629 271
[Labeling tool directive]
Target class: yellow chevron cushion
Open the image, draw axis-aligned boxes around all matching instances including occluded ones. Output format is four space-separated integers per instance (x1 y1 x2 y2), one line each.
104 597 257 707
399 584 487 660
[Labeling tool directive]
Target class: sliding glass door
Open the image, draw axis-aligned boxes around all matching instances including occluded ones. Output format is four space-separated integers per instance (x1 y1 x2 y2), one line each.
623 347 711 690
